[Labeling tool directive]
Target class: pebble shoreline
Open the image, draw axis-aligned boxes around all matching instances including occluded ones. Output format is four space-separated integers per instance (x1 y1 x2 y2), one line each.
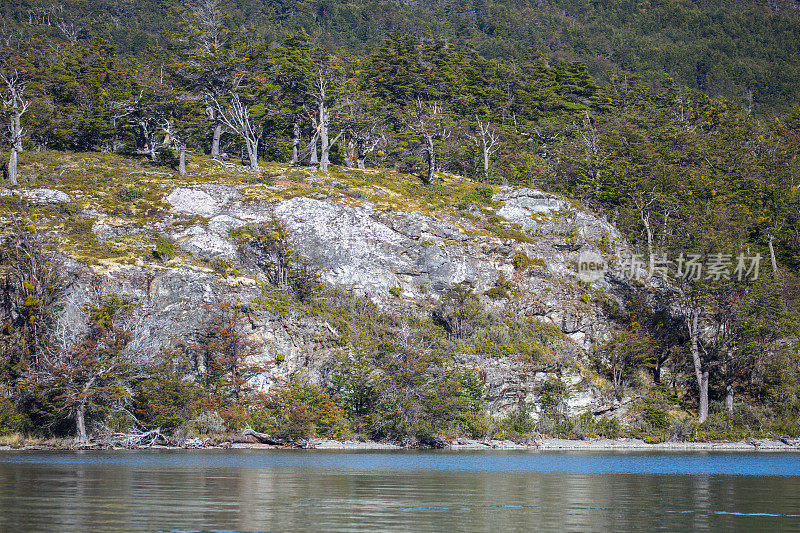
2 437 798 452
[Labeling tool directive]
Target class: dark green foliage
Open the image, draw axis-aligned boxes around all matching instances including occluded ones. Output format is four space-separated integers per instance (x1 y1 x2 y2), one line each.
494 409 537 441
251 377 347 440
434 282 485 339
0 395 25 435
152 237 175 262
1 0 800 443
232 219 295 290
134 353 202 431
538 376 567 415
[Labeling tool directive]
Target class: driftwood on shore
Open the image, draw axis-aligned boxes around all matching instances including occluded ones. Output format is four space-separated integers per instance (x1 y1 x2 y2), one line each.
108 429 175 449
780 436 800 447
241 428 287 446
418 436 448 449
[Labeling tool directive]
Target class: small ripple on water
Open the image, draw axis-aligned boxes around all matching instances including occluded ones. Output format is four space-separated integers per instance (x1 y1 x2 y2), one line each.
3 450 800 532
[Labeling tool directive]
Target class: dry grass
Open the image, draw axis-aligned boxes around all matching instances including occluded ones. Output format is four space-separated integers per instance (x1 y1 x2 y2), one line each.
2 151 537 266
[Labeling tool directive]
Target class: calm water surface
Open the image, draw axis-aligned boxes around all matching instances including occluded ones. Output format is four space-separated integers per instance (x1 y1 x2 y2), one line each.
1 449 799 532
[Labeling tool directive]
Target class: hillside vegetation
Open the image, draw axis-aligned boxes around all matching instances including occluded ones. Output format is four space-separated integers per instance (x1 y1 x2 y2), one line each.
0 0 798 445
2 0 800 112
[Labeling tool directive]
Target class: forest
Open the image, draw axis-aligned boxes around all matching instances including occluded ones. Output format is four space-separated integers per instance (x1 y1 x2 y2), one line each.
3 0 800 113
0 0 798 446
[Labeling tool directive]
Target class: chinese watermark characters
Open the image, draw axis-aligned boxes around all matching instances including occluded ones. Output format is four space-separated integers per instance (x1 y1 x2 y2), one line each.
577 250 761 283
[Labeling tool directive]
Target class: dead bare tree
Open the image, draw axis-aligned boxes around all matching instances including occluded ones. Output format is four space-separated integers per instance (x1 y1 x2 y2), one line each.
466 117 500 182
308 71 343 173
402 99 451 184
211 91 262 171
1 70 29 184
55 18 81 44
0 210 74 370
345 123 384 169
630 188 659 276
41 291 154 445
184 0 228 55
111 91 165 161
109 428 176 448
574 110 609 196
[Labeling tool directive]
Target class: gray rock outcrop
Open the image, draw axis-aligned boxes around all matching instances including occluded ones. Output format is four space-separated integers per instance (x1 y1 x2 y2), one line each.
56 182 638 416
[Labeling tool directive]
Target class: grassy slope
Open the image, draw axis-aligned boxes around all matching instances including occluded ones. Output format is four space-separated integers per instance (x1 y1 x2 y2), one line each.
3 151 529 267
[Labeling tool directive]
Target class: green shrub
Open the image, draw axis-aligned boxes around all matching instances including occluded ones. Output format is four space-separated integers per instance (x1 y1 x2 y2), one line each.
538 377 567 414
435 281 486 339
668 413 698 442
0 397 25 435
64 216 94 237
493 409 536 440
152 237 175 262
134 376 202 431
488 225 534 244
598 232 613 255
231 219 294 290
461 412 490 439
458 185 495 209
156 146 180 169
187 411 226 436
251 378 347 441
631 397 670 436
210 258 237 278
558 413 620 439
118 187 145 201
484 286 509 299
513 251 532 271
596 416 621 438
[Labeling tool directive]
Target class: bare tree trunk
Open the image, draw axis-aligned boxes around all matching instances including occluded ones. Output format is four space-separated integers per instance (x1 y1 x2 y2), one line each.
211 122 222 158
310 136 318 164
211 93 261 172
291 121 300 165
643 214 654 273
345 138 356 168
467 118 499 182
1 73 29 165
632 193 657 274
768 235 778 276
725 348 734 411
689 312 709 423
179 142 186 177
356 156 366 169
317 104 343 174
12 114 22 152
319 102 329 172
8 147 17 184
162 125 173 148
246 139 259 171
424 134 435 184
75 401 88 444
654 349 667 384
612 358 623 400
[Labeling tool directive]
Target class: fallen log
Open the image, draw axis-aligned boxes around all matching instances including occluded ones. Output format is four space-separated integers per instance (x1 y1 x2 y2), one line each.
242 428 286 446
419 436 448 449
780 436 800 447
109 429 174 449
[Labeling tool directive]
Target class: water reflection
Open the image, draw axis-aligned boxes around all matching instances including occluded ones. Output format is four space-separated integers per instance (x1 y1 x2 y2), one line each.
0 450 799 532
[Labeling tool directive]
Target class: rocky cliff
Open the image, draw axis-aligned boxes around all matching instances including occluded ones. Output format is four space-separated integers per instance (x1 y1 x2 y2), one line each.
9 154 644 422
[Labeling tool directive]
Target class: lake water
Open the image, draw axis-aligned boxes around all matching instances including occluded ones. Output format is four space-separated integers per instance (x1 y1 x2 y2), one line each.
1 450 799 532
